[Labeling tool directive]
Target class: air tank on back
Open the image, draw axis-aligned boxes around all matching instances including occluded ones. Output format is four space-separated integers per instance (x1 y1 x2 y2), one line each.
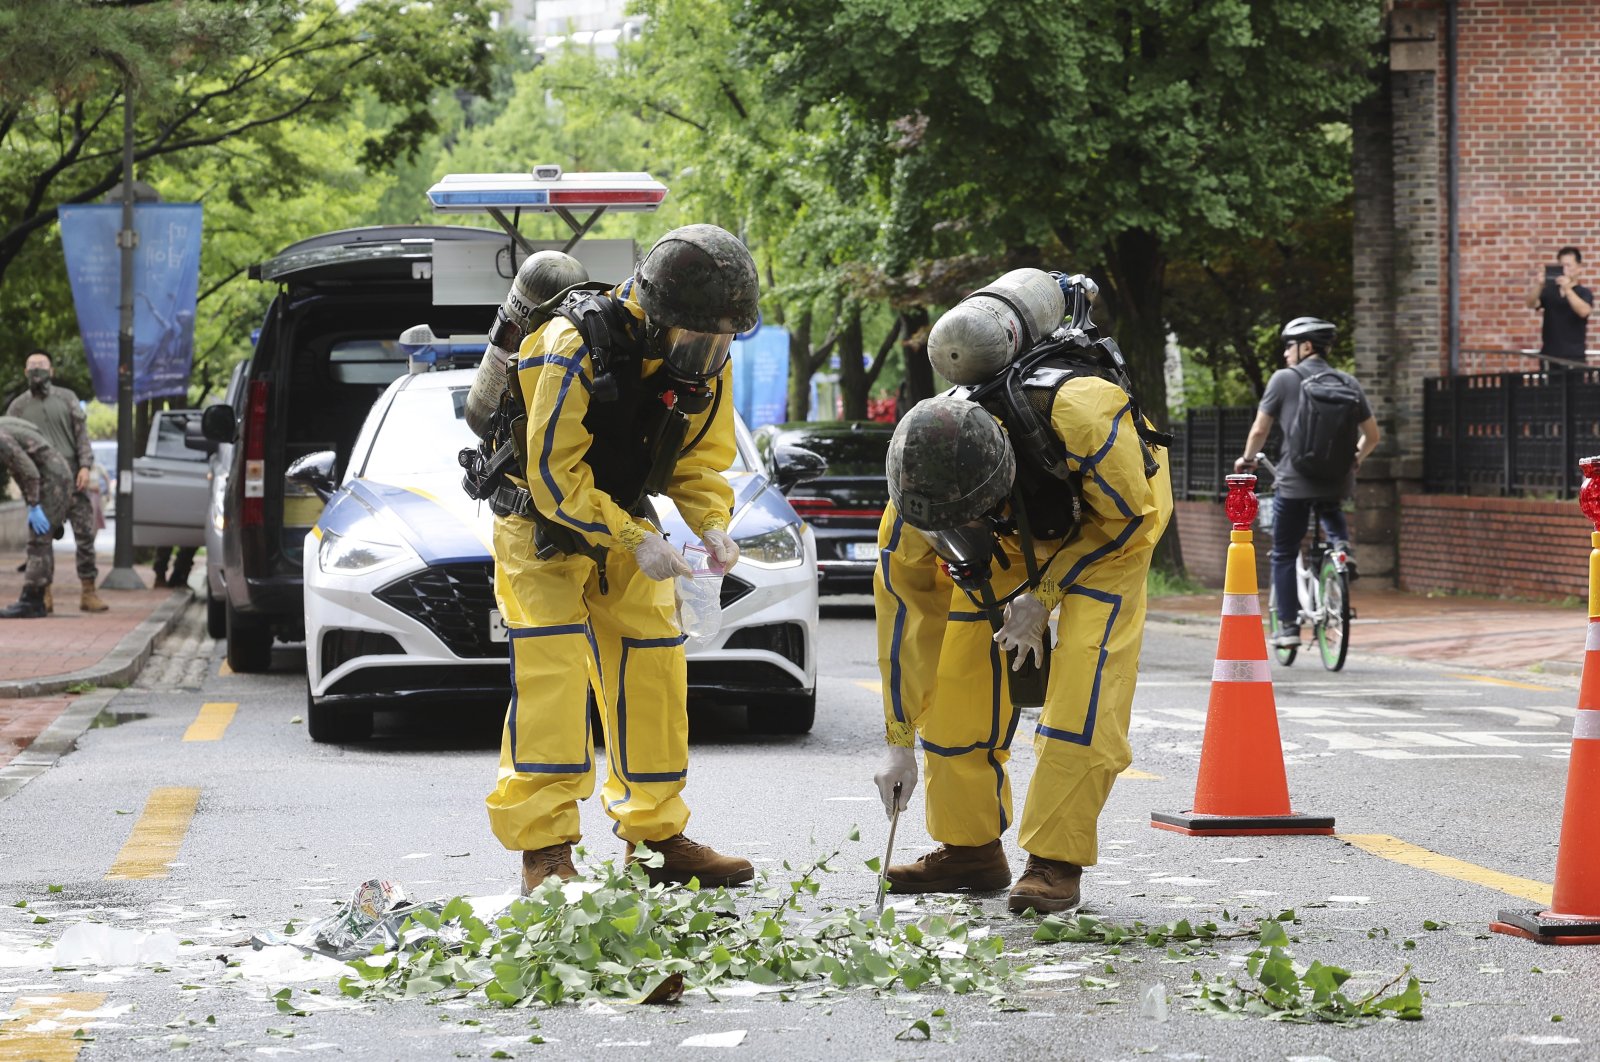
464 250 590 437
927 268 1067 386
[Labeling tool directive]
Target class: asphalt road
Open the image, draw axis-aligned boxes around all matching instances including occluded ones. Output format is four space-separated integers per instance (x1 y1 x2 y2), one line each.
2 597 1597 1060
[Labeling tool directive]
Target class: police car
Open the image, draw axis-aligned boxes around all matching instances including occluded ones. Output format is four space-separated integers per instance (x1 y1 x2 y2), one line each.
299 357 820 744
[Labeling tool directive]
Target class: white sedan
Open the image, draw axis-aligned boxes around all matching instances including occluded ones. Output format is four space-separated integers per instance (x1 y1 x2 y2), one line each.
300 367 819 743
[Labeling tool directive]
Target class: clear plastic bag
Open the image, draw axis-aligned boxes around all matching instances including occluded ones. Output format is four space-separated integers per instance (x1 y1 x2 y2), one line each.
675 543 724 640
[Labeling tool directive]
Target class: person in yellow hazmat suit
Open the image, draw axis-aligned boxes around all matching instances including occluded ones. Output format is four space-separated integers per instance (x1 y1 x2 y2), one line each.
872 270 1174 914
484 225 761 895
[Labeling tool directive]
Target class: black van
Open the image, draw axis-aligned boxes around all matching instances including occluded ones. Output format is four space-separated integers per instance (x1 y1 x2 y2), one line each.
199 226 504 671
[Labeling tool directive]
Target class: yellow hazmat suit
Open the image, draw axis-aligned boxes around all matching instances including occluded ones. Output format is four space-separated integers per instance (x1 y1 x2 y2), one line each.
875 376 1174 867
486 279 736 852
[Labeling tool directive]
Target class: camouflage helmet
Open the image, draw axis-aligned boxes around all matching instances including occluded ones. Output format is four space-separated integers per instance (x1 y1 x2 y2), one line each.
635 224 760 334
886 395 1016 532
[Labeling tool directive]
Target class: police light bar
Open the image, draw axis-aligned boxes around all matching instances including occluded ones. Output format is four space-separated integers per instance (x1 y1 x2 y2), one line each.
398 324 491 374
426 169 668 214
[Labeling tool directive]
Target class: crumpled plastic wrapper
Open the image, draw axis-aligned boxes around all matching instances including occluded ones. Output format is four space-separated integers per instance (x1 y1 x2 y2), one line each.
250 879 443 960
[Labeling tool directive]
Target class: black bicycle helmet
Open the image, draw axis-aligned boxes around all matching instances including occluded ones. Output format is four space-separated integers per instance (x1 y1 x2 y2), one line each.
1280 316 1337 351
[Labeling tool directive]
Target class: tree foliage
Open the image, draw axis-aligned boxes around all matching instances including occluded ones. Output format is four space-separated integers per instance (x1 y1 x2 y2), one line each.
739 0 1383 423
0 0 497 392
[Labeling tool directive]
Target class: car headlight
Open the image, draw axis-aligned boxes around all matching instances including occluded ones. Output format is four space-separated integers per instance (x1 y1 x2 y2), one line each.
734 523 805 569
317 527 410 574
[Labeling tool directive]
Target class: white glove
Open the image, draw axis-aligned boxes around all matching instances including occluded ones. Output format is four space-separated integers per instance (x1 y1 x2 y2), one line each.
994 593 1050 672
701 527 740 571
873 745 918 818
634 532 692 581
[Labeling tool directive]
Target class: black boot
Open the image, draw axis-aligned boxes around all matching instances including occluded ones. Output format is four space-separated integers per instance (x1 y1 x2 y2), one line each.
0 587 48 619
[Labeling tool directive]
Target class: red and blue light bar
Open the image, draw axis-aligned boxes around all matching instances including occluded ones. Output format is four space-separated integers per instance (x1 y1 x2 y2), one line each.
426 169 668 214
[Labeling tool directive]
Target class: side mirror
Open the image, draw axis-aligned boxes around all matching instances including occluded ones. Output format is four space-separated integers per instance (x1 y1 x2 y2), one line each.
286 449 338 502
183 416 217 454
201 404 236 444
773 444 827 492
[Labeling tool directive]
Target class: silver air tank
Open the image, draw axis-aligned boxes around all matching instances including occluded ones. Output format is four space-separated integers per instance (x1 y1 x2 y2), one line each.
927 268 1067 385
465 250 590 437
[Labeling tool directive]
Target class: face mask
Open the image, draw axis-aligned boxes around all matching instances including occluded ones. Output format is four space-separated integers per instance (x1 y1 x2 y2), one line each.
653 326 733 381
26 369 50 391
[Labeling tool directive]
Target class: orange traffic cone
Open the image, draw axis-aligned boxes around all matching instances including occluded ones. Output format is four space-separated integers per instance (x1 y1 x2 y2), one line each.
1152 473 1334 837
1493 455 1600 944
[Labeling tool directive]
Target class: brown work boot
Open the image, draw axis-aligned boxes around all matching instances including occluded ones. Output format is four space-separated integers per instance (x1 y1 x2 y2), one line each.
42 586 52 614
885 840 1011 894
80 578 108 613
626 834 754 887
1007 854 1083 914
520 843 578 896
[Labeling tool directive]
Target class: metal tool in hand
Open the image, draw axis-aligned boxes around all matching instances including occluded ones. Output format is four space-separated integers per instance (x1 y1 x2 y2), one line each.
875 781 903 914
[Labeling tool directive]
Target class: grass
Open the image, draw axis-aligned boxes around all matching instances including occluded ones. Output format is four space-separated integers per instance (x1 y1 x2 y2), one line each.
1147 566 1209 598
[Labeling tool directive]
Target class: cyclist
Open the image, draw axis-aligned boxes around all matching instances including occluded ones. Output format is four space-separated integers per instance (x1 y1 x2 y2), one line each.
1234 317 1381 649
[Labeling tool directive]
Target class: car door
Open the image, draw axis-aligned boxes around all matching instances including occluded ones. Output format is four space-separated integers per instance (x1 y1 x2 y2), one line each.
131 410 211 547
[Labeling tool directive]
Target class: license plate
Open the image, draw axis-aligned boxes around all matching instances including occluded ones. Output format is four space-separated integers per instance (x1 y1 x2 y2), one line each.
847 541 878 561
488 609 509 642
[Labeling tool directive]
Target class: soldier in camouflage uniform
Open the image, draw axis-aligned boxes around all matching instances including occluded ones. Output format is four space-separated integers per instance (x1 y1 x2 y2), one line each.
0 416 72 619
6 350 107 612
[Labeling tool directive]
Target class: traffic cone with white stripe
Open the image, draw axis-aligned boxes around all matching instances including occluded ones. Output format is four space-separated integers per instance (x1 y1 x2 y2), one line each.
1151 474 1334 837
1493 456 1600 943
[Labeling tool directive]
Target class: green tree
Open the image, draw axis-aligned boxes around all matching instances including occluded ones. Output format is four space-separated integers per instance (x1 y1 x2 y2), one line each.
1166 194 1355 409
0 0 497 394
740 0 1382 426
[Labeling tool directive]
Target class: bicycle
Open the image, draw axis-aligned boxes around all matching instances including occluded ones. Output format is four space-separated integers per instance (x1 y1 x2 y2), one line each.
1253 453 1352 671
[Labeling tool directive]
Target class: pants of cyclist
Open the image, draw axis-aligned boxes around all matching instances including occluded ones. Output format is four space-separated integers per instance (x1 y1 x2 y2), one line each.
1270 494 1349 632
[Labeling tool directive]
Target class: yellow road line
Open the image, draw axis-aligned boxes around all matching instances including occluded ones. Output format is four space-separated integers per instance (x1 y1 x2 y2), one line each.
0 991 106 1061
854 679 882 695
182 702 237 742
1341 833 1552 905
106 787 201 881
218 660 233 677
1119 768 1161 780
1448 673 1562 693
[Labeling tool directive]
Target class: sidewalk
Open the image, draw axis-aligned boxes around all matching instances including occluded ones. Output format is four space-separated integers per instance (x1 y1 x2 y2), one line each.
1149 585 1588 674
0 557 193 781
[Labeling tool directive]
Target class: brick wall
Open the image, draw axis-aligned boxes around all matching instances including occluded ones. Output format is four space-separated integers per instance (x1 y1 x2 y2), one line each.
1454 0 1600 363
1174 500 1274 591
1399 493 1591 600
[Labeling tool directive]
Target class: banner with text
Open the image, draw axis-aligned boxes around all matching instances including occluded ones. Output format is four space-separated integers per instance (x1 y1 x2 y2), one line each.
730 324 789 430
59 203 202 402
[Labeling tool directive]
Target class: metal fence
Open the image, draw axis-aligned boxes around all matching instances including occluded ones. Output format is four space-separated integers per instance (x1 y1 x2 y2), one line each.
1167 407 1281 501
1423 369 1600 498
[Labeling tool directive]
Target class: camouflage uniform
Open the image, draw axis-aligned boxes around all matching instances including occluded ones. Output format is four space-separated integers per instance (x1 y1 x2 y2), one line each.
6 382 96 581
0 416 72 593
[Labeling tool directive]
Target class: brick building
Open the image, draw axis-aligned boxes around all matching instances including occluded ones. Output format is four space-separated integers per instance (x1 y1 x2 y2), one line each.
1341 1 1594 598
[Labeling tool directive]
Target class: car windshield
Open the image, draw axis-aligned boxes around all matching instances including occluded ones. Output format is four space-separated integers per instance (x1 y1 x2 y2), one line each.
360 385 477 480
786 431 888 476
360 380 753 480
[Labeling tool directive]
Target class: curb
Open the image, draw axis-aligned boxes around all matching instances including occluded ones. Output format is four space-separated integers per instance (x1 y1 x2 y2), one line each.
0 685 121 802
0 587 194 699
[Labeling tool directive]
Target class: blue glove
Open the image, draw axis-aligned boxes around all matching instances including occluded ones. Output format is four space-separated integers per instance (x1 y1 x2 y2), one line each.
26 505 48 536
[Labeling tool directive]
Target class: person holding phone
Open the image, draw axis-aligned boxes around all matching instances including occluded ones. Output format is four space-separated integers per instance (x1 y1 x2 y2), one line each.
1527 245 1594 365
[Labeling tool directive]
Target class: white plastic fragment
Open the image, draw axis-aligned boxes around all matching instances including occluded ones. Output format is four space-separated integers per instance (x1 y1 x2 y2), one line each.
1139 983 1169 1022
680 1030 747 1047
52 923 180 966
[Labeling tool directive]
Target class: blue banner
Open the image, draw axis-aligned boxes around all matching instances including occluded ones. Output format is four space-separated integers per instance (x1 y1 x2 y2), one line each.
59 204 202 402
729 324 791 429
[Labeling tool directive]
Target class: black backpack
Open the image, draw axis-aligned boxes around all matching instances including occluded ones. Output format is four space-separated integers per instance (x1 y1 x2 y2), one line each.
1287 362 1364 480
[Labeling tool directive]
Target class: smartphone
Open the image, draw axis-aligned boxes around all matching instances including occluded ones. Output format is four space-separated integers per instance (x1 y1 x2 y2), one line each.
1546 263 1565 281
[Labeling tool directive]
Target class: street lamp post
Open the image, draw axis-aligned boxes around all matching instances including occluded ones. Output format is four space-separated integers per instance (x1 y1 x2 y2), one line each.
101 78 144 591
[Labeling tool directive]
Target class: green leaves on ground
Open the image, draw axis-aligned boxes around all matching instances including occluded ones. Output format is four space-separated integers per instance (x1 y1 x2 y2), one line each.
1184 918 1423 1024
338 848 1014 1009
1035 912 1422 1024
